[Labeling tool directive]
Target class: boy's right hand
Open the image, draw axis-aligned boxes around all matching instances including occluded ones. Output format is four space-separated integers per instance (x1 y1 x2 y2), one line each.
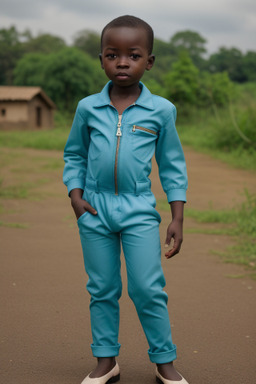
70 189 97 220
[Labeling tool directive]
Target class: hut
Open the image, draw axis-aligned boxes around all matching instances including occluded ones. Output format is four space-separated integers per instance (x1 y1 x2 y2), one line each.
0 86 56 130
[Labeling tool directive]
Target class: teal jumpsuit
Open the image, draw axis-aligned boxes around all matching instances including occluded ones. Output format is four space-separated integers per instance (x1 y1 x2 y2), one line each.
63 81 188 364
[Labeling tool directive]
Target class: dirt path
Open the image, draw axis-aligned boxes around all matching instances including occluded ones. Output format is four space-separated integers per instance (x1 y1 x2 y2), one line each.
1 147 255 384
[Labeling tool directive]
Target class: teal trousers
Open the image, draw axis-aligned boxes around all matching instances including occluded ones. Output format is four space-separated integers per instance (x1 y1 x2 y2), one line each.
77 186 177 364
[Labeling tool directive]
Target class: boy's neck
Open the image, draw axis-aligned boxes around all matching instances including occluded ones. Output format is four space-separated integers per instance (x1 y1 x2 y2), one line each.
110 83 141 115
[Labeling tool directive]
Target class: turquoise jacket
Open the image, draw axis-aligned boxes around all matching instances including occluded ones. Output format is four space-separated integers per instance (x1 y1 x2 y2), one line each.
63 81 187 202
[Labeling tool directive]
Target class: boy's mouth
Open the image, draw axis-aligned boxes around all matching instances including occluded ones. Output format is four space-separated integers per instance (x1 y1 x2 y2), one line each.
116 73 130 79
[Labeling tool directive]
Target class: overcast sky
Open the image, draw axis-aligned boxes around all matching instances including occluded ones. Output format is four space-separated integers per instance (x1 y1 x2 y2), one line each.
1 0 256 55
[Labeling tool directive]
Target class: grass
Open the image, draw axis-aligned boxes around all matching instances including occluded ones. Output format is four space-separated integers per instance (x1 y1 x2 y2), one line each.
177 83 256 172
0 221 29 229
0 178 29 199
178 113 256 171
0 148 63 201
157 191 256 277
0 111 72 151
0 127 69 151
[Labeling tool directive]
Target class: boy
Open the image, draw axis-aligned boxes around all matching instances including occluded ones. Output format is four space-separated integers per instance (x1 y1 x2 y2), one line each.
63 15 189 384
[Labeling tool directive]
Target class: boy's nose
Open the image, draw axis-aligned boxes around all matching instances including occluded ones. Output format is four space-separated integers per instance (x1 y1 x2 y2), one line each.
117 56 129 68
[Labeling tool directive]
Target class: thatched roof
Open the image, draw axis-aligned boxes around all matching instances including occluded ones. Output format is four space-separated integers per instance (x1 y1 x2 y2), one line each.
0 86 56 109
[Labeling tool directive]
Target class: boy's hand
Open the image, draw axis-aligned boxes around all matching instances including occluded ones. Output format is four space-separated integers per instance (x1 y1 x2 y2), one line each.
164 219 183 259
164 201 184 259
70 189 97 220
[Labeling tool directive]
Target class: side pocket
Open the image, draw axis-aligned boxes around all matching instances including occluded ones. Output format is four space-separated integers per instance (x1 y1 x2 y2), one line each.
77 188 95 226
77 210 89 225
140 193 162 223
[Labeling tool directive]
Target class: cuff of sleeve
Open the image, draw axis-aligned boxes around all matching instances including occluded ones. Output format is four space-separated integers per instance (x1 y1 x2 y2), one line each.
66 178 85 195
167 189 187 203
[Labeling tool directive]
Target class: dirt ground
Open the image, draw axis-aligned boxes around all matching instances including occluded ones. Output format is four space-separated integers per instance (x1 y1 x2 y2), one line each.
1 147 256 384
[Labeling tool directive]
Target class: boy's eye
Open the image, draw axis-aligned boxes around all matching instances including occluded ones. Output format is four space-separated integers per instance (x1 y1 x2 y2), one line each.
131 54 140 59
106 53 116 59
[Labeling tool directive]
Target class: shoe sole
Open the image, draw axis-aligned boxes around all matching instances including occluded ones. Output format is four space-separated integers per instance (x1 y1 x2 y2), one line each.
107 373 120 383
156 377 164 384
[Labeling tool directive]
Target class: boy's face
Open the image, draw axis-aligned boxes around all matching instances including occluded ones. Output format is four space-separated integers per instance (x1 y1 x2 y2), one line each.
100 26 155 88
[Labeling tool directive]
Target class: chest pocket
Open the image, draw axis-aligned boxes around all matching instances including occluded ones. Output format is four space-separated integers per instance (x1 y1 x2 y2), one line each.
131 125 158 162
132 125 158 136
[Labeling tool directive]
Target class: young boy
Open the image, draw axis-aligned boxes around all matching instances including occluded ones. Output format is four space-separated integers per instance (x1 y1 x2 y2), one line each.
63 15 189 384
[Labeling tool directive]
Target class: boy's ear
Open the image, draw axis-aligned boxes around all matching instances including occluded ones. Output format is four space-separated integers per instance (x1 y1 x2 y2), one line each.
99 54 104 69
146 54 155 71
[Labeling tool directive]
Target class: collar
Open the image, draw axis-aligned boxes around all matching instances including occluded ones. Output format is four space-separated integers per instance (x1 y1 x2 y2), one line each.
93 81 154 110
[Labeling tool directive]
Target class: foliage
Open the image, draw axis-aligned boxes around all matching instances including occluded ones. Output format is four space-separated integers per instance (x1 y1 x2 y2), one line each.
0 25 255 90
0 27 67 86
242 51 256 82
215 105 256 149
143 55 175 87
143 78 167 98
197 71 235 107
14 47 106 111
170 30 207 68
207 47 247 82
24 33 66 54
164 52 199 106
163 53 234 110
0 26 25 84
13 53 47 85
153 38 175 57
73 29 101 58
177 86 256 171
1 25 255 89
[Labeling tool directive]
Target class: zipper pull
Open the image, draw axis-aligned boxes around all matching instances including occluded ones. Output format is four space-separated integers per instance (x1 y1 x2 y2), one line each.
132 125 136 132
116 116 122 136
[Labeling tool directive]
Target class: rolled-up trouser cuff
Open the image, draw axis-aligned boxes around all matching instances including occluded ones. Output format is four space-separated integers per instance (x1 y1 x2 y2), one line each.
91 344 121 357
148 346 177 364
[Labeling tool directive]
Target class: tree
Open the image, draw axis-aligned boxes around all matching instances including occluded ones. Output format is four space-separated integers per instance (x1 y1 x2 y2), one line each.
24 33 66 54
153 38 175 57
208 47 247 82
13 53 47 85
164 52 199 106
0 26 25 84
73 30 101 58
170 30 207 68
14 47 106 111
143 38 177 86
243 51 256 82
197 71 235 108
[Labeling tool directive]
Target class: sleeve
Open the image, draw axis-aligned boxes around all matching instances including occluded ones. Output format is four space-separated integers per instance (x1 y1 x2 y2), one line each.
155 105 188 203
63 102 90 195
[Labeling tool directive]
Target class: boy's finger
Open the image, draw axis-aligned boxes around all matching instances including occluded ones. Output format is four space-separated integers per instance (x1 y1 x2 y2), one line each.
165 239 182 258
84 202 97 215
165 231 173 246
165 246 179 259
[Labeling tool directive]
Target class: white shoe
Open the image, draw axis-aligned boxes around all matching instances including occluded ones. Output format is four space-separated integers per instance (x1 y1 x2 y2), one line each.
81 363 120 384
156 367 189 384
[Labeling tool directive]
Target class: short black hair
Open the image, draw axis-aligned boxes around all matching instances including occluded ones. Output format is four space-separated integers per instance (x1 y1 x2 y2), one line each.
101 15 154 54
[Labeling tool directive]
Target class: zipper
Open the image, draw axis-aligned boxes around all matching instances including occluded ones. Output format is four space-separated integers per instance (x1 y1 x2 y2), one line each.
114 115 122 195
132 125 157 135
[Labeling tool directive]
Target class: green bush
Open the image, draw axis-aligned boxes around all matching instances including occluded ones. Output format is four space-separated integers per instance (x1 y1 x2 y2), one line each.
213 106 256 150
